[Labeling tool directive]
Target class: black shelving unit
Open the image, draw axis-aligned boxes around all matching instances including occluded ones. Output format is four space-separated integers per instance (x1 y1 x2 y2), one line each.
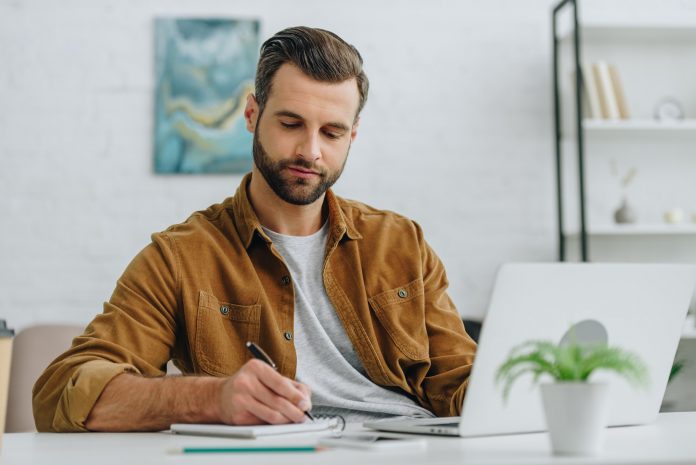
552 0 588 262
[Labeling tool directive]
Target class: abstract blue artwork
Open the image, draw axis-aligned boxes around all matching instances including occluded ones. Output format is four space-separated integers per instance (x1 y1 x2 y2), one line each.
154 19 260 174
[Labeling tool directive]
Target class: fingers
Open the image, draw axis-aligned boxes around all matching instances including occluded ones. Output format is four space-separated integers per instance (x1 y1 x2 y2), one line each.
249 382 307 423
251 360 310 409
232 360 312 423
292 380 311 398
225 407 266 426
292 380 312 410
245 395 297 425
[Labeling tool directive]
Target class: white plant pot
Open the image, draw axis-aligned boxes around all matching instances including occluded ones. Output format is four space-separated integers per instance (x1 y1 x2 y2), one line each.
540 382 610 456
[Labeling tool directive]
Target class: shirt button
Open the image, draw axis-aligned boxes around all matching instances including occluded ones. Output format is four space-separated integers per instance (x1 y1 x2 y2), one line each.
220 305 230 315
398 289 408 298
284 331 293 341
281 275 291 286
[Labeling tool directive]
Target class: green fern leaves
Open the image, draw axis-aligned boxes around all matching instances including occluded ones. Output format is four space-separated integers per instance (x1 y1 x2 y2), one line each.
496 340 648 402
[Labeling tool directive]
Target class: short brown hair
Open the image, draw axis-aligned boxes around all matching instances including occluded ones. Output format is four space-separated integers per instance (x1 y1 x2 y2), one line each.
254 26 369 119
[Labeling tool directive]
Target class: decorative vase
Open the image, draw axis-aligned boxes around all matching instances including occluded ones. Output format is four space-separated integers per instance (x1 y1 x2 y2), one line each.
540 382 610 456
664 207 684 224
613 197 636 224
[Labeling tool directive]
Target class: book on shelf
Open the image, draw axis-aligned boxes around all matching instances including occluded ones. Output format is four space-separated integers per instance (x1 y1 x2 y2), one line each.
593 61 620 120
577 61 629 121
609 64 630 119
580 63 602 119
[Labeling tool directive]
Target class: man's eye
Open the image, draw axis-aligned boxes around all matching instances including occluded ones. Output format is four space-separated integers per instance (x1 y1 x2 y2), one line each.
280 122 300 129
323 131 341 140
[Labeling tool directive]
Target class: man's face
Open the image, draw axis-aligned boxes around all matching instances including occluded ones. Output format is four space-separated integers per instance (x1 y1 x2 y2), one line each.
245 63 360 206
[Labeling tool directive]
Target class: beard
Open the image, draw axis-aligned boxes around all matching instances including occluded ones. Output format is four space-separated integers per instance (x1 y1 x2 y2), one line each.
252 127 348 206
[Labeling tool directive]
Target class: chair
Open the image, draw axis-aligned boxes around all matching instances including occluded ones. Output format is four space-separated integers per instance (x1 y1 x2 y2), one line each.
6 324 182 432
463 319 482 343
6 324 83 432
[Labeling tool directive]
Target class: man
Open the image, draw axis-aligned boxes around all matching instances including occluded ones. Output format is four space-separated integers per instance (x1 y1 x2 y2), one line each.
33 26 476 432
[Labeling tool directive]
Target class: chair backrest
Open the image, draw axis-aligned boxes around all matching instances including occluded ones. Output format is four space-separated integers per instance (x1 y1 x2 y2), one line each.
6 324 83 432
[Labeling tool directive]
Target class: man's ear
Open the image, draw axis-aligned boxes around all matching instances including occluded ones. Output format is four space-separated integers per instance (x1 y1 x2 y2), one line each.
351 116 360 142
244 94 259 133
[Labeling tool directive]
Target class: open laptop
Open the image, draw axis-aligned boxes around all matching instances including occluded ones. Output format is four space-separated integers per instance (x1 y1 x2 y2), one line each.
364 263 696 437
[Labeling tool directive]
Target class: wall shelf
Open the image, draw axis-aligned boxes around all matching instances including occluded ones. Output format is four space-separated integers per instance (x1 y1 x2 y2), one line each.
583 119 696 133
560 23 696 42
566 224 696 237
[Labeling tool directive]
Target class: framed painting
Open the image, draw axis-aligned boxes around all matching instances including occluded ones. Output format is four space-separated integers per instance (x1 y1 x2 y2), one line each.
154 18 260 174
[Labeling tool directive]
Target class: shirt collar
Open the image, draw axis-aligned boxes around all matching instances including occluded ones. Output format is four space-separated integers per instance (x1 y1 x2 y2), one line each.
228 173 362 249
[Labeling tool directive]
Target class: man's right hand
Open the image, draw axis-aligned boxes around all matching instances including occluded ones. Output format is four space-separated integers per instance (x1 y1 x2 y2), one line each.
84 360 312 432
217 359 312 425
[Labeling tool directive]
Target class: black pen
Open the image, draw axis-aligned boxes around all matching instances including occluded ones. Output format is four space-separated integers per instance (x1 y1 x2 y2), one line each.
245 341 315 421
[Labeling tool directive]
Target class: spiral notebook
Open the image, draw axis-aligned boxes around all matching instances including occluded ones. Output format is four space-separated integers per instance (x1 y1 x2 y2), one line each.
171 416 345 439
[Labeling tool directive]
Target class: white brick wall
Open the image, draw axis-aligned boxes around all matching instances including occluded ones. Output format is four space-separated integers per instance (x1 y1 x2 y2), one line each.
0 0 689 330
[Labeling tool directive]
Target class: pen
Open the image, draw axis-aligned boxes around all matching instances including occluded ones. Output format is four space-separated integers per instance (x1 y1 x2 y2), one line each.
245 341 316 421
170 446 324 454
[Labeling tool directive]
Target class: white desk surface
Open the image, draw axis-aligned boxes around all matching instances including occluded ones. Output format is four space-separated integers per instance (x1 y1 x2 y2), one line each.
2 412 695 465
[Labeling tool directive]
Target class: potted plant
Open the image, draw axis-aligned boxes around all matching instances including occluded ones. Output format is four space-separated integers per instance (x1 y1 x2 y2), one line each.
496 340 648 456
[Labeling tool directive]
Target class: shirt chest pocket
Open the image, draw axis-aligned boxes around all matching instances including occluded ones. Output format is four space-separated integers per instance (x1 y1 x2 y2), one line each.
194 290 261 376
368 278 429 360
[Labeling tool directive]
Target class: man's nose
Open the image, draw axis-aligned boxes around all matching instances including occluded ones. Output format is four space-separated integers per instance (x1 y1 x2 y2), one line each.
296 131 321 162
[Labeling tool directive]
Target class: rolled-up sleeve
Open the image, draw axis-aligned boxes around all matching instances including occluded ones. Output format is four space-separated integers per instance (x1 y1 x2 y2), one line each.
32 233 179 432
46 360 139 431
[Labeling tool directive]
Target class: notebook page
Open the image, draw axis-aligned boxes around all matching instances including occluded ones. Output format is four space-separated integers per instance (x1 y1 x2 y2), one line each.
170 420 336 439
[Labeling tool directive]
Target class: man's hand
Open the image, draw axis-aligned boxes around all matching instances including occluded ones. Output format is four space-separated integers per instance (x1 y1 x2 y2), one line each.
84 361 312 431
217 359 312 425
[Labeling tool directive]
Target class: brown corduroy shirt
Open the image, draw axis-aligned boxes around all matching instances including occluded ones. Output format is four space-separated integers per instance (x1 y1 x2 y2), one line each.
32 174 477 432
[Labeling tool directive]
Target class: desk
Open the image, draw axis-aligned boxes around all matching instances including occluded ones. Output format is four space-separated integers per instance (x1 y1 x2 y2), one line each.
2 412 695 465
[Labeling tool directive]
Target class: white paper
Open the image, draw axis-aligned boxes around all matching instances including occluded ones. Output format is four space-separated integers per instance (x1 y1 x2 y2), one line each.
170 420 335 439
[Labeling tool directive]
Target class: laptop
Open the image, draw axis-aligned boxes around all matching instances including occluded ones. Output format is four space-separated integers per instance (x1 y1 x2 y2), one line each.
364 263 696 437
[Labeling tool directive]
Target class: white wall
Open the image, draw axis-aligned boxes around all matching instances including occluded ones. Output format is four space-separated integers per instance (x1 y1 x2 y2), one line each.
0 0 690 330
